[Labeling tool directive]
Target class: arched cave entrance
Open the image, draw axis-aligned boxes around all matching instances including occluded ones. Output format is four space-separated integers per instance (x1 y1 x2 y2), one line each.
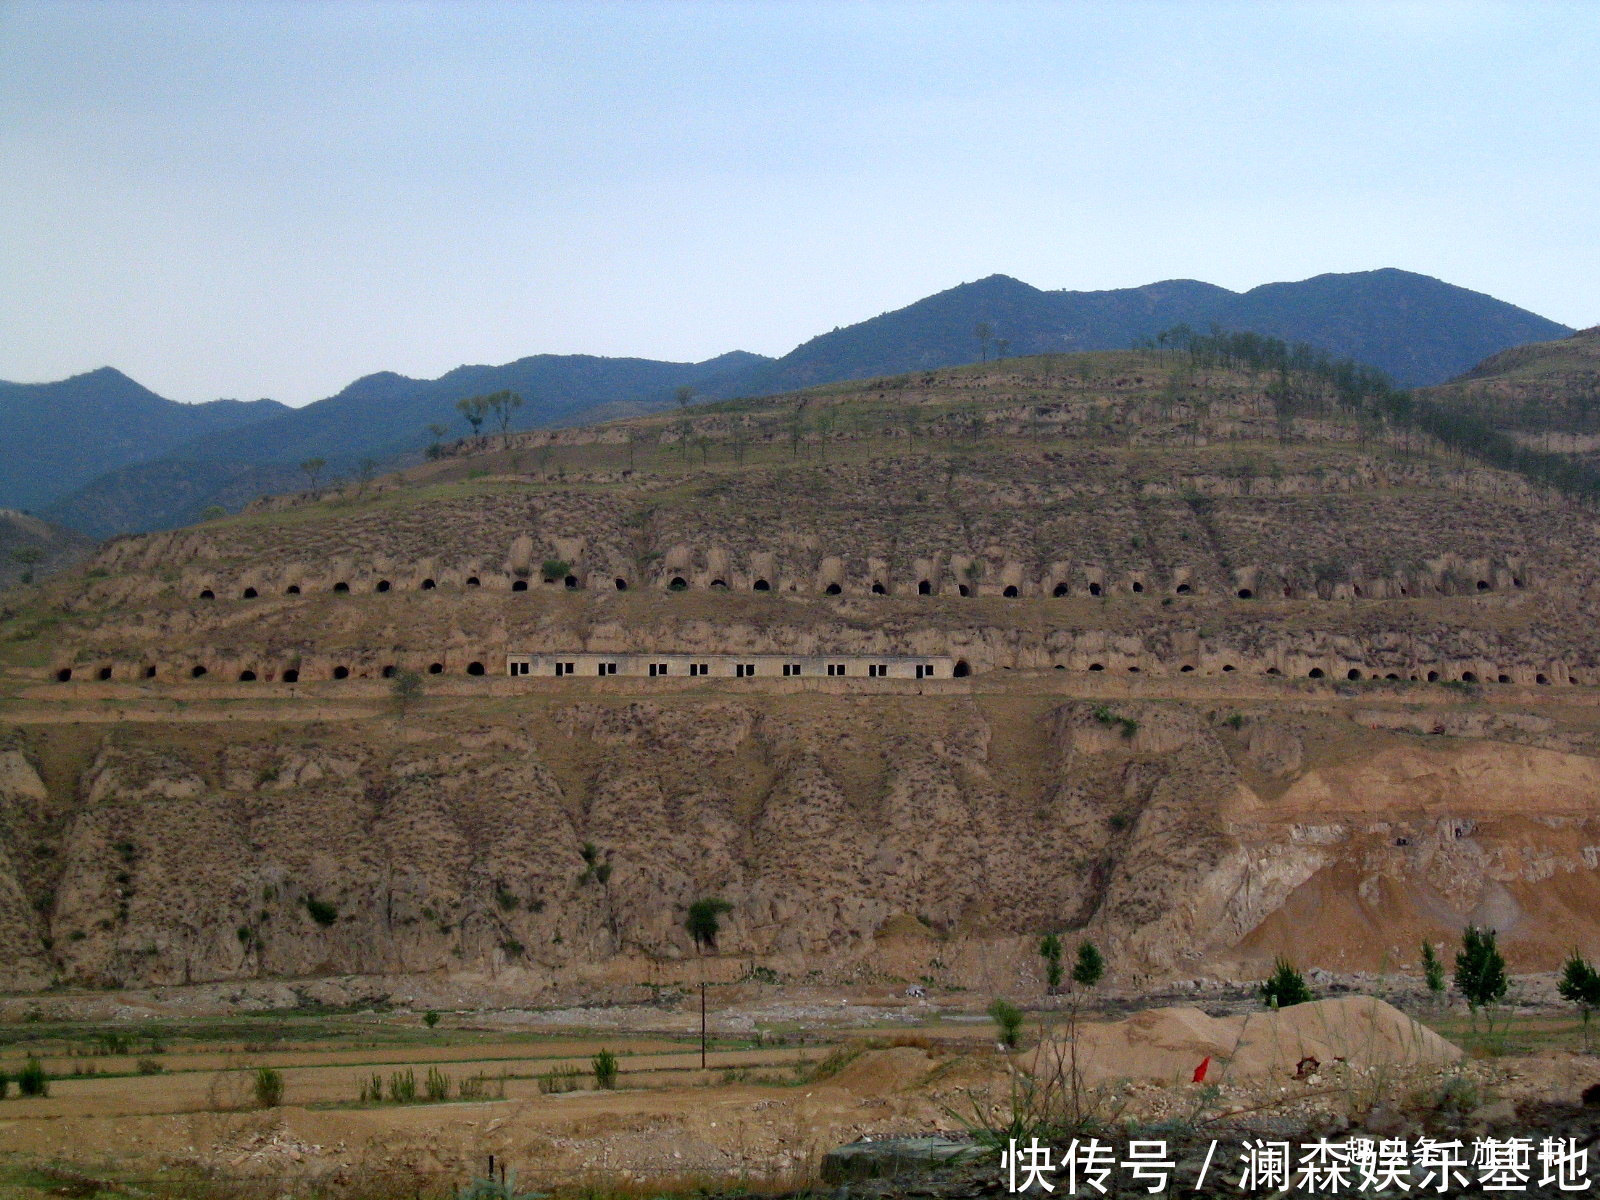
381 665 396 678
871 582 887 595
332 581 349 593
199 589 215 600
242 587 257 599
1089 663 1105 672
1175 583 1192 595
238 670 256 682
285 585 301 595
958 584 970 597
825 582 842 595
919 580 933 595
615 578 629 591
98 666 112 681
710 579 728 590
668 577 687 591
56 667 72 682
142 665 156 679
1347 668 1362 680
191 665 208 678
1088 582 1102 596
1130 581 1144 593
375 580 391 593
466 661 486 676
1308 667 1325 678
332 666 349 680
282 668 300 683
952 660 971 678
753 579 770 592
428 662 444 674
565 575 579 589
512 580 528 592
1002 585 1019 598
421 578 436 590
1236 588 1254 599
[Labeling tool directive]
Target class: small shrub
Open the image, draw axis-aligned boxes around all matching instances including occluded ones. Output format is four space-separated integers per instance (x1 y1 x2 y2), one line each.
358 1072 383 1102
1072 941 1105 989
538 1065 581 1094
0 1072 8 1099
1038 933 1063 993
686 896 733 951
423 1009 440 1029
1260 956 1314 1008
425 1066 451 1102
988 998 1024 1049
387 1068 417 1104
1455 925 1508 1022
252 1066 283 1108
1421 941 1446 1000
1224 713 1245 730
592 1048 619 1090
136 1058 163 1075
303 896 338 927
540 558 571 582
17 1057 47 1097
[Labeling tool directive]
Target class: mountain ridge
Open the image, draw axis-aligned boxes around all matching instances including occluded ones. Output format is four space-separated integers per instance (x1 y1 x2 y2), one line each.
3 269 1575 536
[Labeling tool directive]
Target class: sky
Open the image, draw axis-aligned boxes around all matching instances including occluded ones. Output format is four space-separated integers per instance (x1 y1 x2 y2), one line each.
2 0 1597 407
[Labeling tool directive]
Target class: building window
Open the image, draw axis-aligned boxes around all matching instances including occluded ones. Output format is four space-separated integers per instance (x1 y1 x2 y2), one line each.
689 662 708 677
827 663 846 677
648 662 670 677
736 663 756 678
915 663 933 678
554 662 570 677
598 662 617 676
868 664 887 678
782 663 802 677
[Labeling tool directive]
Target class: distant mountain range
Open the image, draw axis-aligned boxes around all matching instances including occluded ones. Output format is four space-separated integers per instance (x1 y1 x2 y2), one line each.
0 268 1574 538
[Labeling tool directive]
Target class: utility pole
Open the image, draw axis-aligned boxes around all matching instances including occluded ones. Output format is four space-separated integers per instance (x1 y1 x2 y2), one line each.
700 980 707 1069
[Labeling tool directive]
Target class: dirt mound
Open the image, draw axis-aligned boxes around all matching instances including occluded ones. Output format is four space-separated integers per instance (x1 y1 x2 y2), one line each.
826 1045 938 1093
1060 996 1460 1085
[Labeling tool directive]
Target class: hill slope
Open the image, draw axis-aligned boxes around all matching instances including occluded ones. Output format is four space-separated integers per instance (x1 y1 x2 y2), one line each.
6 352 1600 990
747 269 1572 394
37 351 772 537
0 368 287 513
1416 326 1600 471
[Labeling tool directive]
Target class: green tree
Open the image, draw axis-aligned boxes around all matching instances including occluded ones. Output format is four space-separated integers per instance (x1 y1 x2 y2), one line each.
299 457 326 491
1260 956 1314 1009
1038 932 1063 994
685 897 733 952
423 1009 440 1029
674 384 695 410
1557 950 1600 1050
1454 925 1508 1027
457 394 489 439
987 997 1023 1049
975 321 993 363
1421 941 1446 1002
1072 940 1105 990
11 545 44 584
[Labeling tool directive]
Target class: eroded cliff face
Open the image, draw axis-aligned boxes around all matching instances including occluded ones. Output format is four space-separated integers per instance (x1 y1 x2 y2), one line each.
4 695 1598 992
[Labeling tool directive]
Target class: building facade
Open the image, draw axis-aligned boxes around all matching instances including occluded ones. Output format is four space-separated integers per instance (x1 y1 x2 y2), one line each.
504 651 958 680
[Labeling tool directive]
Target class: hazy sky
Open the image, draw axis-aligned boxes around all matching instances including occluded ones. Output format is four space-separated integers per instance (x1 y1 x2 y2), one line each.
3 1 1596 406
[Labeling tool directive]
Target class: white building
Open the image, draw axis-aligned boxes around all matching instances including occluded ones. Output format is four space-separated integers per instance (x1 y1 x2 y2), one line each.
504 651 960 679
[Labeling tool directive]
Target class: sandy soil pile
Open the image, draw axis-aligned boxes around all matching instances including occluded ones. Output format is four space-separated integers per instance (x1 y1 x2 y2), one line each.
1058 996 1461 1085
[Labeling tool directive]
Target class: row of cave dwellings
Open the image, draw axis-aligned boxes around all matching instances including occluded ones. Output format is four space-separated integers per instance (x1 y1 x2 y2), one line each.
181 560 1530 603
56 651 1591 689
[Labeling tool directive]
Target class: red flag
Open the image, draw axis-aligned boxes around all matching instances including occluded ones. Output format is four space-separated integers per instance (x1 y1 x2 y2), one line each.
1192 1056 1210 1083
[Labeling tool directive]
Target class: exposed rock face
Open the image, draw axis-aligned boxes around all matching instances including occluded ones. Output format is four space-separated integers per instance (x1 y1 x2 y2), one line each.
5 696 1598 992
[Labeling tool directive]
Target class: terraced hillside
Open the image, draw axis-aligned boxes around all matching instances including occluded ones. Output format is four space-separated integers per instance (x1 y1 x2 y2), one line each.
3 349 1600 993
